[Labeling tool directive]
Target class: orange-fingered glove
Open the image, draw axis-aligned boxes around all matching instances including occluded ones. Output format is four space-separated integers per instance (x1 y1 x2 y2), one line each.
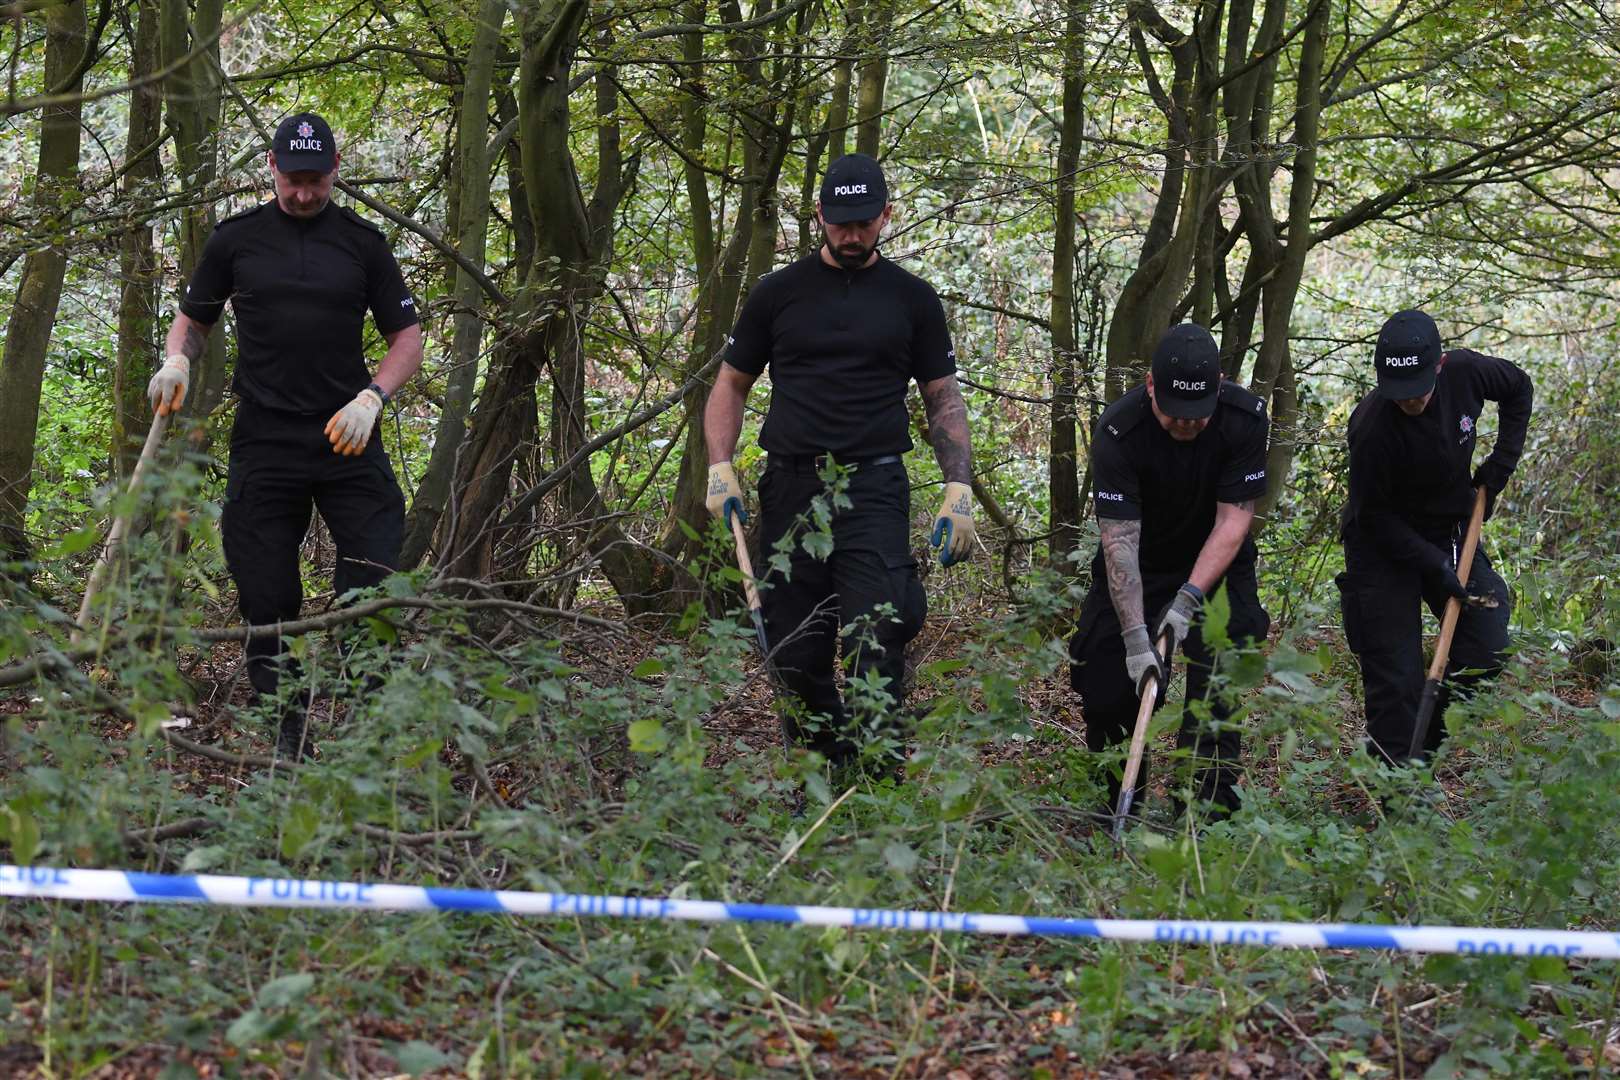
325 387 384 456
147 353 191 416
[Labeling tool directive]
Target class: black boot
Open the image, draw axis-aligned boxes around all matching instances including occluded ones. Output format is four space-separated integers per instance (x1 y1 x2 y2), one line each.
276 703 314 761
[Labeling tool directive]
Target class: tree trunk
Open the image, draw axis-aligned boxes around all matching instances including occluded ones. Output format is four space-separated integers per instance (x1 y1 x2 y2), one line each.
112 0 164 483
853 0 890 157
1249 0 1327 527
1048 0 1086 565
161 0 226 421
400 0 508 568
0 0 88 562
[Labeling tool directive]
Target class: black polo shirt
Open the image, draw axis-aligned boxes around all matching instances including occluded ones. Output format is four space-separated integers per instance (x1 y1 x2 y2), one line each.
179 200 419 414
1342 348 1533 567
724 252 956 457
1090 381 1270 573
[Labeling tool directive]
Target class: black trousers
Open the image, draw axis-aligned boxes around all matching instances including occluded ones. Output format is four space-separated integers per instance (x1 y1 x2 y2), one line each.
222 400 405 699
756 458 926 765
1338 525 1511 765
1068 556 1269 815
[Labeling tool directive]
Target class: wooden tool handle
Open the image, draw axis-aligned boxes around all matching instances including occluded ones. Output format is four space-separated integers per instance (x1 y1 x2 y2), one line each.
1426 486 1489 682
730 514 762 614
75 411 171 634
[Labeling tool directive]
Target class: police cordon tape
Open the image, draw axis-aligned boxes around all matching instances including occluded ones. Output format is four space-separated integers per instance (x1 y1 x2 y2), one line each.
5 864 1616 958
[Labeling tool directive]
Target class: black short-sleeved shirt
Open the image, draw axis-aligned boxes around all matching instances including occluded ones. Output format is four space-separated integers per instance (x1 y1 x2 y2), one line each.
1342 348 1533 568
179 200 419 413
1089 381 1271 573
724 252 956 456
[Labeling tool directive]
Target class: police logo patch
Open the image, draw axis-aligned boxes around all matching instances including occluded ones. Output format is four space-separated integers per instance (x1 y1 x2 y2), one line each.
297 121 314 139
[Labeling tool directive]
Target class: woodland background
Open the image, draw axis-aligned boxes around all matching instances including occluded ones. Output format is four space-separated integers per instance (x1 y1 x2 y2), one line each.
2 0 1620 1075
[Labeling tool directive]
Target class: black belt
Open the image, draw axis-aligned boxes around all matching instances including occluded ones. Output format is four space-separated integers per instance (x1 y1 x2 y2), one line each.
767 453 903 475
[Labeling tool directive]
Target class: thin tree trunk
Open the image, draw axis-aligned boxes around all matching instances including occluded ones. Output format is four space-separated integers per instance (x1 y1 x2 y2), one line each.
401 0 508 568
112 0 164 483
161 0 225 421
1048 0 1086 565
0 0 88 563
853 0 889 157
1250 0 1327 528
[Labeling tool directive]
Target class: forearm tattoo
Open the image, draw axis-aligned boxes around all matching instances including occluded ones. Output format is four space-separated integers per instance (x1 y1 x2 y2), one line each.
1099 518 1145 629
921 377 973 483
181 322 207 362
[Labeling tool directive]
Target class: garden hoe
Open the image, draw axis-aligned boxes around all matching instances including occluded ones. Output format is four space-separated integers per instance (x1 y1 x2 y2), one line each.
74 411 171 641
1408 485 1489 760
1112 627 1174 841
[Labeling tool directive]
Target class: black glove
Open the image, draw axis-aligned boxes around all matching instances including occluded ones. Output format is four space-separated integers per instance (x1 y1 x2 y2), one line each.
1472 461 1512 521
1422 561 1468 601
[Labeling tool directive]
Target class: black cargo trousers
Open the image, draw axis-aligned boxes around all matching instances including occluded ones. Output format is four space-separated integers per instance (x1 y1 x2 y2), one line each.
222 399 405 701
756 456 927 767
1337 524 1512 765
1069 554 1269 816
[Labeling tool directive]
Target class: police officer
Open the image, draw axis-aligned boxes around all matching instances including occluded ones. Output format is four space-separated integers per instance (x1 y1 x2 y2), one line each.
148 113 423 757
1338 309 1531 765
1069 324 1271 819
701 153 976 772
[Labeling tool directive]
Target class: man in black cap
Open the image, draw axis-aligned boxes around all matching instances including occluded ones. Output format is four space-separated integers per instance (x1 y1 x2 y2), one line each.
1338 309 1532 765
1069 323 1271 819
149 112 422 758
701 152 976 773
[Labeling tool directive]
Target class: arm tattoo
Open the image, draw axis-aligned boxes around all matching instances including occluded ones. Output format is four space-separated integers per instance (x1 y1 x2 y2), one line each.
920 377 973 483
1099 518 1145 629
181 322 207 362
1234 499 1254 513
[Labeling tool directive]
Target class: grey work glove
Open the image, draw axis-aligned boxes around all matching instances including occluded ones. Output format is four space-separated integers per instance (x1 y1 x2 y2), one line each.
1121 623 1163 697
1153 582 1203 658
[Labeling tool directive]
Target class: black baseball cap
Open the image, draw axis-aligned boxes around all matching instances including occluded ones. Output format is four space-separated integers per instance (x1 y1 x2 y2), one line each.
819 153 888 224
273 112 337 174
1150 323 1222 419
1373 309 1441 400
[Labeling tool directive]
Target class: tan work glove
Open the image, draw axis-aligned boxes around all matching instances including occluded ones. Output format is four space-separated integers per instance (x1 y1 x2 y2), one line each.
325 387 384 456
705 461 747 524
147 353 191 416
930 481 975 567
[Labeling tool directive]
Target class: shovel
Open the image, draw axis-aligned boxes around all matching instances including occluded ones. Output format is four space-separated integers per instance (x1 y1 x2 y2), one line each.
1408 486 1489 760
1112 627 1174 841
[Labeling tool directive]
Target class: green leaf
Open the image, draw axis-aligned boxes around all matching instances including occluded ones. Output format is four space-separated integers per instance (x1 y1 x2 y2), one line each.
281 801 322 861
401 738 440 769
2 805 39 865
1600 694 1620 720
225 1010 275 1049
883 841 918 875
918 659 969 679
627 718 667 753
258 972 315 1008
180 845 228 873
364 616 398 644
1200 583 1231 649
632 658 665 678
45 525 100 558
390 1040 455 1076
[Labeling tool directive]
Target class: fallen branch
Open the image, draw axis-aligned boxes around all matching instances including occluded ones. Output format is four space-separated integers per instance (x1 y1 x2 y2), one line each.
0 593 624 690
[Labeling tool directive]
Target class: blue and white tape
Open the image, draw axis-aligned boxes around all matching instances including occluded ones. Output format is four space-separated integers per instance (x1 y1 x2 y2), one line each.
3 864 1613 958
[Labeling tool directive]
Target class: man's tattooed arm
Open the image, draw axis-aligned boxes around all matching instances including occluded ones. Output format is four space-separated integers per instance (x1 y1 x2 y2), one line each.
181 320 207 361
1099 517 1145 629
165 312 214 362
919 375 973 484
